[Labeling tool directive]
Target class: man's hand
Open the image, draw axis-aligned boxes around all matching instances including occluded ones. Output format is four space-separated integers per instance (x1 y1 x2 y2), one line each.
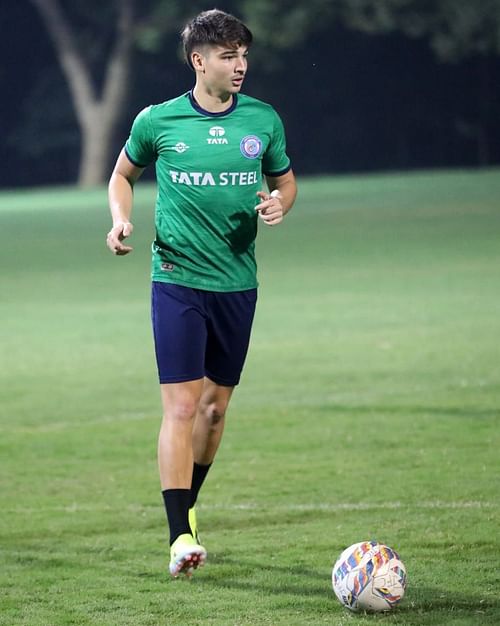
106 221 134 255
255 190 284 226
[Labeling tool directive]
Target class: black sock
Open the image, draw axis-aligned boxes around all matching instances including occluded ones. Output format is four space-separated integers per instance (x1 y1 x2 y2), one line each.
189 462 212 508
162 488 191 545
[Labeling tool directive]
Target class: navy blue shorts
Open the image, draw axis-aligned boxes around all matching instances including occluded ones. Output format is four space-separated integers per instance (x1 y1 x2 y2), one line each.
151 282 258 386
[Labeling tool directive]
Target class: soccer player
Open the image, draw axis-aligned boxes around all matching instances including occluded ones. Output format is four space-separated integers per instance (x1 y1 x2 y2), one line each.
106 9 297 578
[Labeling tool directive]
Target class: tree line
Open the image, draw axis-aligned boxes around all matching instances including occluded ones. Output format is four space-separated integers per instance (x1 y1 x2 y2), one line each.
25 0 500 186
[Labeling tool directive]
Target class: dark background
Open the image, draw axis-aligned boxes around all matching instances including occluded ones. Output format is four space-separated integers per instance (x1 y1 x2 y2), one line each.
2 2 500 188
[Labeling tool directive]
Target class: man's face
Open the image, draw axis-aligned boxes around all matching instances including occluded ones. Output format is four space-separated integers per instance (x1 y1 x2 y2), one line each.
195 44 248 96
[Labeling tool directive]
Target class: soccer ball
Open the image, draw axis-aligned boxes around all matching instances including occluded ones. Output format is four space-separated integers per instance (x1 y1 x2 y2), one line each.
332 541 407 612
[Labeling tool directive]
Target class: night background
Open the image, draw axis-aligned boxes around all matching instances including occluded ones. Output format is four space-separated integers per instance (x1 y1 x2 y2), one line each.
2 0 500 188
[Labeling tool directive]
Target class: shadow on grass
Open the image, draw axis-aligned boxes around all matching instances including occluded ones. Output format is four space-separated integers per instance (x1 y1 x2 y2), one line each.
399 585 500 622
133 555 500 622
198 552 339 599
196 562 500 623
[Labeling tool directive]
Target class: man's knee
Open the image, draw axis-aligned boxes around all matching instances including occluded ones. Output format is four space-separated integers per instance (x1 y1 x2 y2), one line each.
160 380 204 424
164 398 198 423
201 399 228 425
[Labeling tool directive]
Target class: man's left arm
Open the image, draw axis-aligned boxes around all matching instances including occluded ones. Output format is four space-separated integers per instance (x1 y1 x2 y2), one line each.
255 170 297 226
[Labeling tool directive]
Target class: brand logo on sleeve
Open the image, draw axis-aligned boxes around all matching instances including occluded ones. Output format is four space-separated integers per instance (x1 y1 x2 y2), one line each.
240 135 263 159
207 126 228 144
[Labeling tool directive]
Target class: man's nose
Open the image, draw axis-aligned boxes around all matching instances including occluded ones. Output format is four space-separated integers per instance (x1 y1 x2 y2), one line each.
235 57 246 72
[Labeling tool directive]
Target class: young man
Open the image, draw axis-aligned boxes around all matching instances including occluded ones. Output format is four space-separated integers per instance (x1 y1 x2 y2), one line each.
107 9 297 578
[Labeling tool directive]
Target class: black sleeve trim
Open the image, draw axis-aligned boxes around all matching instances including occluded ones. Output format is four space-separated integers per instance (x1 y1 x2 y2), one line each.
262 163 292 178
124 145 147 168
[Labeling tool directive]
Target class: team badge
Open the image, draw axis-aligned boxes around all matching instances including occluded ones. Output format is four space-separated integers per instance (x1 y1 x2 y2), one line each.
240 135 263 159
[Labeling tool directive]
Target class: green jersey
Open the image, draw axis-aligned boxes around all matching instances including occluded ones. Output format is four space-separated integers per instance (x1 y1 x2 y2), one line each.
125 91 291 291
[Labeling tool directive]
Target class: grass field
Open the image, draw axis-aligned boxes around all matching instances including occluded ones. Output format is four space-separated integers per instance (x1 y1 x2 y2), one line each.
0 169 499 625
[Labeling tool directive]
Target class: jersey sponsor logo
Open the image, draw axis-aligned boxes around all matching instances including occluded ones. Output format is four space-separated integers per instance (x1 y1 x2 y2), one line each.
209 126 225 137
161 262 175 272
169 170 258 186
240 135 263 159
207 126 228 145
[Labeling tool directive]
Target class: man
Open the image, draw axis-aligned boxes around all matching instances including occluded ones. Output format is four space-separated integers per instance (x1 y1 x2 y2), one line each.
107 9 297 579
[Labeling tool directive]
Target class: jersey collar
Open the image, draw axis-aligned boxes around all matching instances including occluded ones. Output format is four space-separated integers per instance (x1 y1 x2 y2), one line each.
188 90 238 117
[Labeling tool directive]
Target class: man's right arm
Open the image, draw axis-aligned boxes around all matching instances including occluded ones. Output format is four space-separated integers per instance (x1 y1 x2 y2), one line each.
106 149 145 256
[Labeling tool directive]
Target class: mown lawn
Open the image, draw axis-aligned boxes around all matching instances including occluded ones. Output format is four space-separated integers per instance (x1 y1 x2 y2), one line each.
0 169 499 625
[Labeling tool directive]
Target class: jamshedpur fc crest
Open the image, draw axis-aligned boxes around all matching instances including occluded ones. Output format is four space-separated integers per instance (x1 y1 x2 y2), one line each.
240 135 263 159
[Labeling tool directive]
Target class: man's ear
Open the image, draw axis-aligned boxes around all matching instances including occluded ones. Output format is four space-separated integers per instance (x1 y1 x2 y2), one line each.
191 50 204 72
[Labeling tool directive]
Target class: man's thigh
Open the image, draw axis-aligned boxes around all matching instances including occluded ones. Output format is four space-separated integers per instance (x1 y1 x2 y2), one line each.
152 282 207 384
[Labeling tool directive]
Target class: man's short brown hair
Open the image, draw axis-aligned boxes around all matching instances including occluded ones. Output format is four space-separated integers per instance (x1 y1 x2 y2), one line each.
181 9 253 69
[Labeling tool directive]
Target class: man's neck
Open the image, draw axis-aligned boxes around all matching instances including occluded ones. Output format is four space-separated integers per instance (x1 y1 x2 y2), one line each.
192 85 233 113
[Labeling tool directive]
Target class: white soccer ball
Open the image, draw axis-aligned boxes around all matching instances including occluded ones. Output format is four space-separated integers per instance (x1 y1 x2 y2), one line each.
332 541 407 612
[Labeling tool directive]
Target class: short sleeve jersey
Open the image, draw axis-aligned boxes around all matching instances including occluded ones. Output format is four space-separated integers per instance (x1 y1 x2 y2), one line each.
125 91 291 292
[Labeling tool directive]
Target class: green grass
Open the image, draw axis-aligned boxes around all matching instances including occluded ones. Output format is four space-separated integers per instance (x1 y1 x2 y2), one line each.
1 169 499 625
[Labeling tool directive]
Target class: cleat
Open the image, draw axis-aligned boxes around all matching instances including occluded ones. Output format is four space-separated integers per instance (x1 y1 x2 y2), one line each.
169 533 206 578
188 507 200 544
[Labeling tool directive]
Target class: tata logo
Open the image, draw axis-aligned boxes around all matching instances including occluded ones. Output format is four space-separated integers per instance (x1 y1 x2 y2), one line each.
209 126 225 137
207 126 228 145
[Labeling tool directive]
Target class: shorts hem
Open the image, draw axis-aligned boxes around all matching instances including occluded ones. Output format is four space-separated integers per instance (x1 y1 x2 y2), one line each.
205 371 241 387
158 373 204 385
